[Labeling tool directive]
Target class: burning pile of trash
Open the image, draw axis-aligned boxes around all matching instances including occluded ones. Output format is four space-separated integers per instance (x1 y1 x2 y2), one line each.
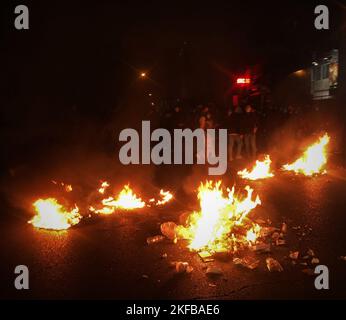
29 181 173 230
147 180 295 273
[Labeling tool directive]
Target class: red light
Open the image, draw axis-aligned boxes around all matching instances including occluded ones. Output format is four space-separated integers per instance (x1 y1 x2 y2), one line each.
236 77 251 85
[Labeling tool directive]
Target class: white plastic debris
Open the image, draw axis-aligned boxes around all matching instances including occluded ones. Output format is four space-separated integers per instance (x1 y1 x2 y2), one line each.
266 257 283 272
174 261 193 274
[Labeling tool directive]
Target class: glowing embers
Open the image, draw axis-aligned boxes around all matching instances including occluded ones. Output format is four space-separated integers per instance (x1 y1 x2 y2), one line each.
29 198 82 230
282 133 330 176
176 181 261 253
238 155 274 180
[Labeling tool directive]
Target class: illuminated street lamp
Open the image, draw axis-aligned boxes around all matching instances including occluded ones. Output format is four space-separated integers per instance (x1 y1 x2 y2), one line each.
140 72 147 78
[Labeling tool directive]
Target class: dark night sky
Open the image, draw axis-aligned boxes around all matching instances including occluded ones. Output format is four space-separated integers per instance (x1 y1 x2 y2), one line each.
1 1 342 103
0 0 344 166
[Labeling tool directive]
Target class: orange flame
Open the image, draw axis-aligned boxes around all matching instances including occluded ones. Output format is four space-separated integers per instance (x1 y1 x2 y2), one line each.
177 181 261 252
93 184 145 214
98 181 110 194
29 198 81 230
282 133 330 176
156 190 173 206
238 155 274 180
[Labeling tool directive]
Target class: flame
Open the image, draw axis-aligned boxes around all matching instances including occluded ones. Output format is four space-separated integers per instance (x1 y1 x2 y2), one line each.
246 224 261 244
238 155 274 180
282 133 330 176
98 181 110 194
94 185 145 214
156 190 173 206
52 181 73 192
177 181 261 252
29 198 82 230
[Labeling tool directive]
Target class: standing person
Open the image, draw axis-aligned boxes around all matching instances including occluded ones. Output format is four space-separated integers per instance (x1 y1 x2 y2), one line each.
243 104 258 159
227 106 244 161
197 105 214 162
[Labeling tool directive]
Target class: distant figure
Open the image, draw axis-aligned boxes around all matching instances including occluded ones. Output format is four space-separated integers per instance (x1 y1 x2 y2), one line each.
227 106 244 161
199 106 214 129
243 104 258 159
197 106 214 162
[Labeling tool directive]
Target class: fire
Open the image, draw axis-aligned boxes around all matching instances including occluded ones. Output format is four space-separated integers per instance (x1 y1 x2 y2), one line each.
246 224 261 244
282 133 330 176
238 155 274 180
98 181 110 194
94 184 145 214
156 189 173 206
52 181 73 192
29 198 82 230
177 181 261 253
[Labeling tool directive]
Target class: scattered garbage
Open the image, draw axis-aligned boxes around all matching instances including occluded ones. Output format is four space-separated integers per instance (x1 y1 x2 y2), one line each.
266 257 283 272
272 232 280 240
281 223 287 233
289 251 299 260
206 266 223 276
161 253 168 259
233 256 260 270
260 227 278 238
147 235 165 245
251 242 271 253
311 257 320 264
160 222 178 240
173 261 193 274
275 239 286 246
307 249 315 257
198 251 215 262
142 274 149 279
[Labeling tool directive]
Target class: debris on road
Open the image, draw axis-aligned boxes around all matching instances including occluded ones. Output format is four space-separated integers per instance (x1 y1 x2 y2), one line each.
160 222 178 240
307 249 315 257
260 227 278 237
161 253 168 259
275 239 286 246
251 242 271 253
266 257 283 272
311 258 320 264
289 251 299 260
198 251 215 262
173 261 193 274
233 256 260 270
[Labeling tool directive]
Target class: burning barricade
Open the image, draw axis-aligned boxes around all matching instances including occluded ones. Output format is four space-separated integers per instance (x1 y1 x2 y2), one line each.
174 181 262 254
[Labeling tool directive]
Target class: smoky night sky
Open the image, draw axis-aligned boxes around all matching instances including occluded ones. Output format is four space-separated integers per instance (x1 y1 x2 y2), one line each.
0 0 343 169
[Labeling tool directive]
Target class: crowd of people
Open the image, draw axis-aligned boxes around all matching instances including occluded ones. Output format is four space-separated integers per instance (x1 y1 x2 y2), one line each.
146 100 332 164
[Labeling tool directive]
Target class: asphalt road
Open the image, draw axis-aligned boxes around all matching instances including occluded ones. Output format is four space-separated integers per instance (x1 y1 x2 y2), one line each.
1 164 346 300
